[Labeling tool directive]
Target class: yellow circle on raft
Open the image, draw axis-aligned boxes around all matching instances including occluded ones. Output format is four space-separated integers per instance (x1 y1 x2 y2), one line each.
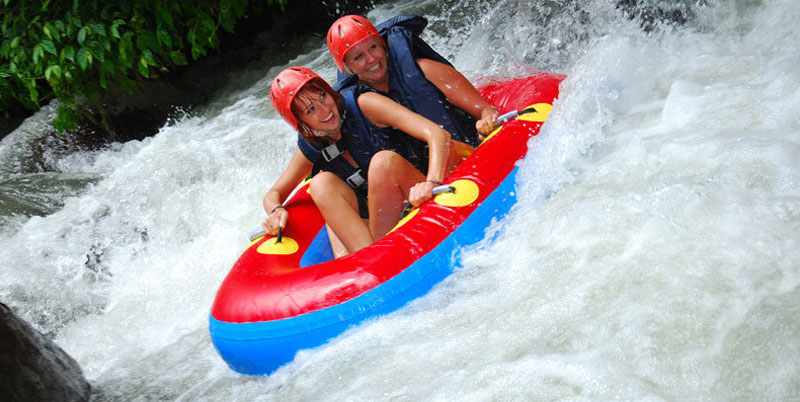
256 236 299 255
481 102 553 145
388 207 419 233
518 102 552 123
434 179 479 207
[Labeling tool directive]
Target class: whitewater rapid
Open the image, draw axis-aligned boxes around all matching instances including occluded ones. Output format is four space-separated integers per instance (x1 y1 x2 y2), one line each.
1 0 799 400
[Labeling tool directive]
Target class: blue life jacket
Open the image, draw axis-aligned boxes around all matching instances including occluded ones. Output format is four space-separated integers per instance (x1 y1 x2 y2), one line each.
334 14 481 157
296 114 376 208
336 76 430 174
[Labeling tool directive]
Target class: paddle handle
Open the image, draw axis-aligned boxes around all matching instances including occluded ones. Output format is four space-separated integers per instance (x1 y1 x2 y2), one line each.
432 184 455 195
492 110 520 130
248 227 282 242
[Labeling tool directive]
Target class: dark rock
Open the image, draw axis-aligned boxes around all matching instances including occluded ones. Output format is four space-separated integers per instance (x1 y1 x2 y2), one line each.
0 302 91 402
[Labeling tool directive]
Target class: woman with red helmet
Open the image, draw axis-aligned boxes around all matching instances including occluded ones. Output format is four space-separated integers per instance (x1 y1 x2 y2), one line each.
327 15 499 136
327 15 500 238
262 66 471 257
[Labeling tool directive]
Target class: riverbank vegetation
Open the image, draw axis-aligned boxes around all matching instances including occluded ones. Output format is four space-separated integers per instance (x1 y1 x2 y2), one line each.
1 0 287 131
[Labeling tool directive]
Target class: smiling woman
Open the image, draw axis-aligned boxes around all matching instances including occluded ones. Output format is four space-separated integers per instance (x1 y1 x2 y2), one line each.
262 65 473 257
328 15 501 148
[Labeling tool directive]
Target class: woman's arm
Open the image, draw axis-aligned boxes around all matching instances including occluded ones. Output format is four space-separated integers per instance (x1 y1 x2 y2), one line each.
416 58 499 135
357 91 450 185
262 149 313 234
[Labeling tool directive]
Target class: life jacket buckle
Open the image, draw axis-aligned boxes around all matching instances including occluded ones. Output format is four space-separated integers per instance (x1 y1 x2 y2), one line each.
346 169 366 189
321 143 343 162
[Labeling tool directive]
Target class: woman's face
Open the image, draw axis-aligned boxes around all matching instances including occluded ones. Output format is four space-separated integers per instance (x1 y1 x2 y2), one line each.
343 36 388 86
295 86 341 134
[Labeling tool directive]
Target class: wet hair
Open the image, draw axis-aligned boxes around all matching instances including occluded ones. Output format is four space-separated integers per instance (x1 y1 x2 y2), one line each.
291 78 345 146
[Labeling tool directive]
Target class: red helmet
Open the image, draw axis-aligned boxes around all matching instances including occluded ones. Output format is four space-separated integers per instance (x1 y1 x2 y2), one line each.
327 15 386 73
270 67 332 129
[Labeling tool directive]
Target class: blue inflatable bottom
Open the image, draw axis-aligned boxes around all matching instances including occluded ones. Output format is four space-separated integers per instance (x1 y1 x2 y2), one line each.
209 167 521 375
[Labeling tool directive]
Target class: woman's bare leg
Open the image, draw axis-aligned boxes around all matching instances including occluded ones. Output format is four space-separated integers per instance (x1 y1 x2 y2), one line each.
367 150 425 239
325 225 348 258
309 172 373 255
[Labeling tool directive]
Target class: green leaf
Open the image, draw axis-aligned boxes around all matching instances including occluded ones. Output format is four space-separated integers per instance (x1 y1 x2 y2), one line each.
61 46 75 62
41 40 57 55
191 43 206 60
119 37 134 67
169 50 187 65
89 23 106 37
138 56 149 77
87 41 105 62
28 85 39 104
157 28 172 48
78 26 88 45
141 49 155 66
77 47 92 70
33 44 44 64
200 14 215 32
110 24 120 40
45 64 62 82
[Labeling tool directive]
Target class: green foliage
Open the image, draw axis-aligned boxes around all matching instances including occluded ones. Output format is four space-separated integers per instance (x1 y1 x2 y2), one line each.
0 0 287 131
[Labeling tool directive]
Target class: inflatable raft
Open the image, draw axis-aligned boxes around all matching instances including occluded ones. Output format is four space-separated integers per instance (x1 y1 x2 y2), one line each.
210 73 564 375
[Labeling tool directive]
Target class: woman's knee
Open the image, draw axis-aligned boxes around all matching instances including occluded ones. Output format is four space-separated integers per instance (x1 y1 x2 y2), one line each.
309 172 342 200
369 150 411 181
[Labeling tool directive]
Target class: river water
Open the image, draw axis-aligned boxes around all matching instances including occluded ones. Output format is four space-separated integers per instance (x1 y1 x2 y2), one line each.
1 0 799 400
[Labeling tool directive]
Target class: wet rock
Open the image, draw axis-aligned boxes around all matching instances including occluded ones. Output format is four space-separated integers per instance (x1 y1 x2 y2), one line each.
0 302 91 402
